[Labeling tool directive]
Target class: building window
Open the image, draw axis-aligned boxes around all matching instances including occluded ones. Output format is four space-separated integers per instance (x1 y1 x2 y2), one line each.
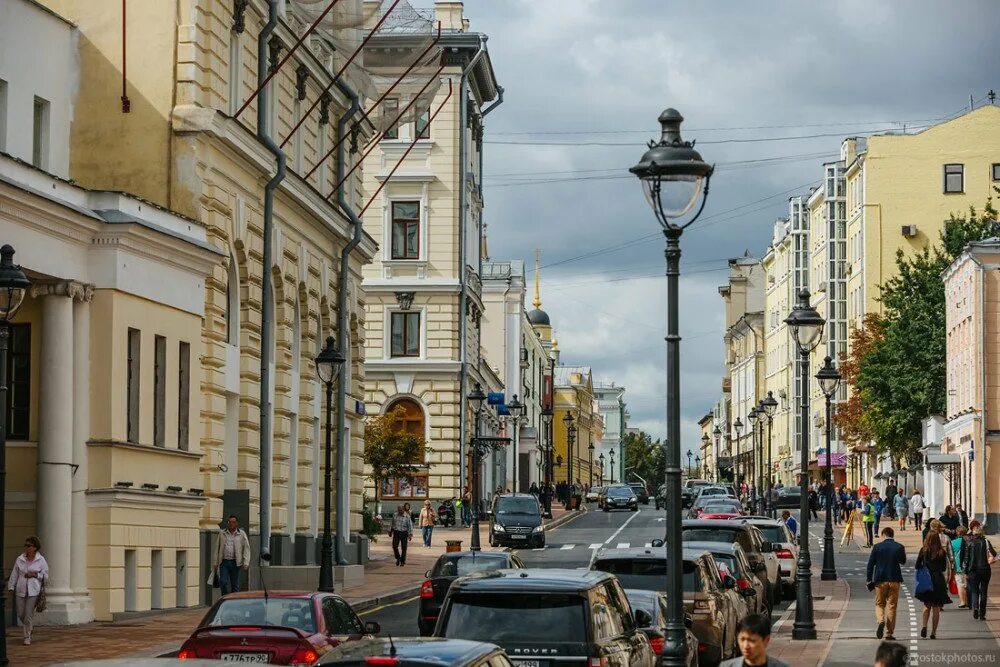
380 475 428 499
387 398 424 436
178 341 190 450
32 97 50 170
390 311 420 357
0 79 7 153
127 328 141 442
382 98 399 139
154 335 166 447
415 100 430 139
5 324 30 440
992 163 1000 182
944 164 964 193
390 201 420 260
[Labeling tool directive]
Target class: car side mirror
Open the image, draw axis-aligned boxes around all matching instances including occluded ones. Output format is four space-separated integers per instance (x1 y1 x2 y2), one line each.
651 539 664 548
634 608 653 628
723 575 737 589
741 587 757 598
364 621 381 634
760 541 773 553
425 569 433 578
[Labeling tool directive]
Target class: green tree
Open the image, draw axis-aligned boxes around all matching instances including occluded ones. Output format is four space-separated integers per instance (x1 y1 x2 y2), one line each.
363 405 427 508
843 196 997 463
621 430 664 488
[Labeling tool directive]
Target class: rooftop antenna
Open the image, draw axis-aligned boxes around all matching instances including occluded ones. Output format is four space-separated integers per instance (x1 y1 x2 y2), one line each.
970 93 975 112
989 90 997 105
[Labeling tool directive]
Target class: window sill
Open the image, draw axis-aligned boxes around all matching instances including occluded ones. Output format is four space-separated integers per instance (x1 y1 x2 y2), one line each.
87 439 202 460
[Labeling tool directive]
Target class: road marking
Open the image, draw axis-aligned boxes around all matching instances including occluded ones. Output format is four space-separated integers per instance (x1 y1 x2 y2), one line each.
616 542 630 549
590 543 604 550
560 544 575 550
360 595 420 616
604 509 642 546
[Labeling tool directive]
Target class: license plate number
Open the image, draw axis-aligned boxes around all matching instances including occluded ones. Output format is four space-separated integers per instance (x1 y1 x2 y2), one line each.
511 534 527 540
220 653 269 663
514 661 540 667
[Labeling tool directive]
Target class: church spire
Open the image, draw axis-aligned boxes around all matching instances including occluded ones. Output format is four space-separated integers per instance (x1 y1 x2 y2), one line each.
533 248 542 310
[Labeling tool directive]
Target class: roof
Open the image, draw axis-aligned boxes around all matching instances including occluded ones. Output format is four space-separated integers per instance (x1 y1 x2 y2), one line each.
592 546 711 562
527 308 550 326
682 519 756 533
554 365 592 386
318 638 500 666
219 590 328 600
451 568 611 592
683 541 741 556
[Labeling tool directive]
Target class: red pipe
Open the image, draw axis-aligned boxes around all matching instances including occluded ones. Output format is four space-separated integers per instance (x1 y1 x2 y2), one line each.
121 0 130 112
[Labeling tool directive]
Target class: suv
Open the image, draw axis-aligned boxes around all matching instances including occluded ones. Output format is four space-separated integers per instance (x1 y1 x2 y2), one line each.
318 638 514 667
680 479 713 509
488 494 545 548
681 520 781 608
602 485 639 512
435 569 655 667
419 551 526 635
627 482 650 505
589 546 741 665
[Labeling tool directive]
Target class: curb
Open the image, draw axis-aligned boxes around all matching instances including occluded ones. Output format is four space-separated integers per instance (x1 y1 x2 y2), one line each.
544 507 587 532
351 583 422 613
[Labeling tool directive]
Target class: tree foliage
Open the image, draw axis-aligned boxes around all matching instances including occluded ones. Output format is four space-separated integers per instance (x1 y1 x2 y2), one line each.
363 405 427 502
622 430 665 488
836 195 997 463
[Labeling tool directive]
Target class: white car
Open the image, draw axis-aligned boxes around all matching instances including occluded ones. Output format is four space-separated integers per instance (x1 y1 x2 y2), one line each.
585 486 603 502
737 516 799 599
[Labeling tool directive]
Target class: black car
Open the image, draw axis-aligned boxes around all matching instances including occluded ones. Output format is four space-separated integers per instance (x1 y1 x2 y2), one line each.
602 485 639 512
681 520 781 608
627 483 650 505
773 486 802 509
317 638 514 667
488 494 545 548
435 569 655 667
418 551 526 636
622 589 699 667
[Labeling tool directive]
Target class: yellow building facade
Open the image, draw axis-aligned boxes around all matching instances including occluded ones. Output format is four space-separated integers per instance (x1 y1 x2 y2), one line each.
553 367 600 489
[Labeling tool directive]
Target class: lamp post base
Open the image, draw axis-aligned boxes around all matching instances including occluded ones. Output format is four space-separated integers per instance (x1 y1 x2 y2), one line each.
821 571 837 581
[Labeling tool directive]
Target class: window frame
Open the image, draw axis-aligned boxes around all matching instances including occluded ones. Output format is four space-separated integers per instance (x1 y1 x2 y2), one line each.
992 163 1000 182
153 334 167 447
414 100 431 139
127 328 141 443
5 323 30 441
390 310 421 358
390 201 420 260
382 98 399 140
379 475 429 499
944 163 964 194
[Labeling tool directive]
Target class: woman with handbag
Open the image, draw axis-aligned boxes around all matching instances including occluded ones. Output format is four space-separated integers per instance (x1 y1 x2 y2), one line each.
961 523 997 620
418 500 437 547
915 530 952 639
6 535 48 645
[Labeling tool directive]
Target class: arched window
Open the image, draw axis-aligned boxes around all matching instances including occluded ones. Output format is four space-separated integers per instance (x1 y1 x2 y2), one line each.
380 398 428 500
387 398 423 437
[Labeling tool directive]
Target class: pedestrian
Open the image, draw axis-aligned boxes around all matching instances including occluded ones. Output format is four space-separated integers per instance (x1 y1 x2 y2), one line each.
390 504 414 566
885 479 898 520
866 527 906 640
7 536 48 646
461 487 473 527
955 503 970 529
808 486 819 520
862 493 877 548
213 514 251 595
960 523 997 620
915 529 953 638
529 482 539 496
418 500 436 548
874 642 909 667
719 613 789 667
909 490 925 532
781 510 798 541
950 526 969 609
938 505 960 537
872 490 884 540
894 492 908 531
859 480 870 503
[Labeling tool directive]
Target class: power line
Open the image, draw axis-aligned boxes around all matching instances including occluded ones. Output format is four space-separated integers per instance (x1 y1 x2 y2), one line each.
490 118 943 136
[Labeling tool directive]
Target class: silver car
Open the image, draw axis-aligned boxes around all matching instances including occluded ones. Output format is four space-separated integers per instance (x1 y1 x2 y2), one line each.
737 516 798 599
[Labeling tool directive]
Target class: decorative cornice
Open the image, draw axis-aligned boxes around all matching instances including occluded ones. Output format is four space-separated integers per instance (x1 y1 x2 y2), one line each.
295 64 310 101
268 35 283 74
30 281 94 302
232 0 249 34
319 93 333 125
394 291 415 311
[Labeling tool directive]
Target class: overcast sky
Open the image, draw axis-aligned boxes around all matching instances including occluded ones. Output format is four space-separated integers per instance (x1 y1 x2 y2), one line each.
461 0 1000 445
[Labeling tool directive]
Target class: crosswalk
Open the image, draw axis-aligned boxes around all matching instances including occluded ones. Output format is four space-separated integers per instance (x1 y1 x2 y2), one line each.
532 542 655 552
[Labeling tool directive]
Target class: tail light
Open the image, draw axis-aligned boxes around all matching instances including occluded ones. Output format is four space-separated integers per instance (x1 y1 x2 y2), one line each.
290 647 319 665
698 643 707 653
588 657 607 667
775 548 794 559
366 658 400 666
737 578 751 591
649 637 664 655
420 579 434 598
177 649 196 660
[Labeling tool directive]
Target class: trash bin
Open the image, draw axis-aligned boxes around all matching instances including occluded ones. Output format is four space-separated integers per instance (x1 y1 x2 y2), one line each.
445 540 462 553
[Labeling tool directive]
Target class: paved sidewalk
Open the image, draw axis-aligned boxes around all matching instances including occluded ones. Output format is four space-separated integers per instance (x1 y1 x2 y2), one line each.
6 506 579 666
766 572 851 666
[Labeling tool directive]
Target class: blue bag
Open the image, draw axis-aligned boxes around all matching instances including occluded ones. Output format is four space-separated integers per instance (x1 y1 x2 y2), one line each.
915 566 932 596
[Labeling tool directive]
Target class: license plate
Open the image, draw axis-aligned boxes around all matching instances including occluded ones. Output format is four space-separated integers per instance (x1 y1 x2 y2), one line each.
220 653 269 663
514 661 540 667
511 534 527 540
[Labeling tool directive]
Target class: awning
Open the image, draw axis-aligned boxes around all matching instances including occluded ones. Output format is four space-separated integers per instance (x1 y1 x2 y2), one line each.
812 453 848 467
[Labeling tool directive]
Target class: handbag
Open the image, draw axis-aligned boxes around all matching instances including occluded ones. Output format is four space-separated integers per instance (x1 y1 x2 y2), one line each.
948 572 959 595
35 578 47 613
914 566 933 596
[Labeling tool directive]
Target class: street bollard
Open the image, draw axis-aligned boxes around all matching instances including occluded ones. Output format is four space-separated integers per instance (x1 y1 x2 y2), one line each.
445 540 462 553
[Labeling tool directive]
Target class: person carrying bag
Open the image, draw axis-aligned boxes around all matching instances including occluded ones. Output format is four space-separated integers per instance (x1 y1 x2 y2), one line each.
7 535 48 646
961 523 997 620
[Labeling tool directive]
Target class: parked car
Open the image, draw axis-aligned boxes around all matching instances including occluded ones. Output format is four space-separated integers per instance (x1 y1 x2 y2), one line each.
622 589 699 667
627 482 650 505
488 493 545 549
693 486 737 503
687 494 741 519
773 486 802 509
435 569 655 667
691 499 744 520
177 591 379 664
684 541 767 621
317 638 514 667
681 479 714 509
589 546 741 666
419 550 526 636
681 520 781 609
737 517 798 599
602 484 639 512
586 486 604 503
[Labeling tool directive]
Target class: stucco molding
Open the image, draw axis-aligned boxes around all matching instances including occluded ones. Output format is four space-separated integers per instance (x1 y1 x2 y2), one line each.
366 360 462 375
87 439 203 461
30 281 94 302
85 487 206 511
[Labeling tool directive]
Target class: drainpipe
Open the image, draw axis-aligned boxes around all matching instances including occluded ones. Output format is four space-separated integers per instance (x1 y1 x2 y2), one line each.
257 0 286 565
458 36 487 496
477 85 504 276
974 256 997 528
333 79 363 565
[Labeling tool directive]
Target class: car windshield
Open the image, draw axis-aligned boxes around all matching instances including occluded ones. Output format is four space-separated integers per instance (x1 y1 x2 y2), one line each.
682 528 741 545
495 498 539 515
592 559 700 592
623 591 658 619
700 488 726 496
752 525 790 543
432 555 509 578
206 598 317 634
703 504 740 512
443 593 586 642
608 487 634 498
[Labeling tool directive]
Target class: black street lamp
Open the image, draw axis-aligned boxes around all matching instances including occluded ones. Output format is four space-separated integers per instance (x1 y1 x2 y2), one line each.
0 245 30 665
817 356 842 581
733 417 743 486
760 391 778 518
467 382 488 551
541 408 554 516
712 425 722 482
700 434 710 480
695 455 702 479
599 453 606 486
631 108 713 667
588 442 595 488
507 394 525 492
567 419 578 508
315 335 346 593
686 449 692 477
609 449 616 484
785 289 825 640
748 407 759 509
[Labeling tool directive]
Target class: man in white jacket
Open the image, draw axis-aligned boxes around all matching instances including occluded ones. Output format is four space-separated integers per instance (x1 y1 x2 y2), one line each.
213 515 251 594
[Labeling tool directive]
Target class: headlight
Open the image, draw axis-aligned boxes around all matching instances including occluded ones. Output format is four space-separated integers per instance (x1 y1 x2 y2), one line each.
494 524 505 532
532 525 544 533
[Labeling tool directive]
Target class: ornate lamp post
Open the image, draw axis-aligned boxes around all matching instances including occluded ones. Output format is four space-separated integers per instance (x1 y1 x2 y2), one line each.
696 455 702 479
785 289 825 640
507 394 525 492
700 434 710 480
599 453 606 486
609 449 616 484
0 245 30 664
748 406 759 509
733 418 743 487
315 336 346 593
588 442 595 488
467 382 487 551
817 356 842 581
760 391 778 518
686 449 692 477
712 425 722 482
630 108 713 667
541 408 554 516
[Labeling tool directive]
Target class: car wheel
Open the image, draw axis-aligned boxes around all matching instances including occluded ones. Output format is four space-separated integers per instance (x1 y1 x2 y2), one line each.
489 533 499 548
603 506 610 512
631 506 638 512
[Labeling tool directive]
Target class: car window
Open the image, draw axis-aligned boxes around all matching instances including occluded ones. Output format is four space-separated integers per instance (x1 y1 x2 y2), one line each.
713 554 739 577
699 560 719 591
494 497 540 515
592 558 701 592
432 555 510 577
331 598 364 635
682 528 739 543
606 580 635 632
608 487 634 498
442 593 587 643
207 598 317 634
590 584 624 640
753 525 790 543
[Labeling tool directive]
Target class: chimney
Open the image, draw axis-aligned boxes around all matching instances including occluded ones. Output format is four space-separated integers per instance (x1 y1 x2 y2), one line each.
434 1 465 31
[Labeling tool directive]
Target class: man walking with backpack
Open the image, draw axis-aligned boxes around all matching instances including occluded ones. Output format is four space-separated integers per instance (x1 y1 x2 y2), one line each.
867 527 906 640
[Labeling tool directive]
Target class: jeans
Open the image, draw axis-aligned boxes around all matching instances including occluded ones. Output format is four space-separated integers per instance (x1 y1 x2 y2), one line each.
914 512 923 530
422 526 433 547
874 582 900 636
968 567 992 617
864 521 874 546
462 505 472 526
219 559 241 595
873 515 881 539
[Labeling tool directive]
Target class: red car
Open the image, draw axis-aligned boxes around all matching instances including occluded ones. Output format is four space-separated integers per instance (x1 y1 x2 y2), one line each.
178 591 379 664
